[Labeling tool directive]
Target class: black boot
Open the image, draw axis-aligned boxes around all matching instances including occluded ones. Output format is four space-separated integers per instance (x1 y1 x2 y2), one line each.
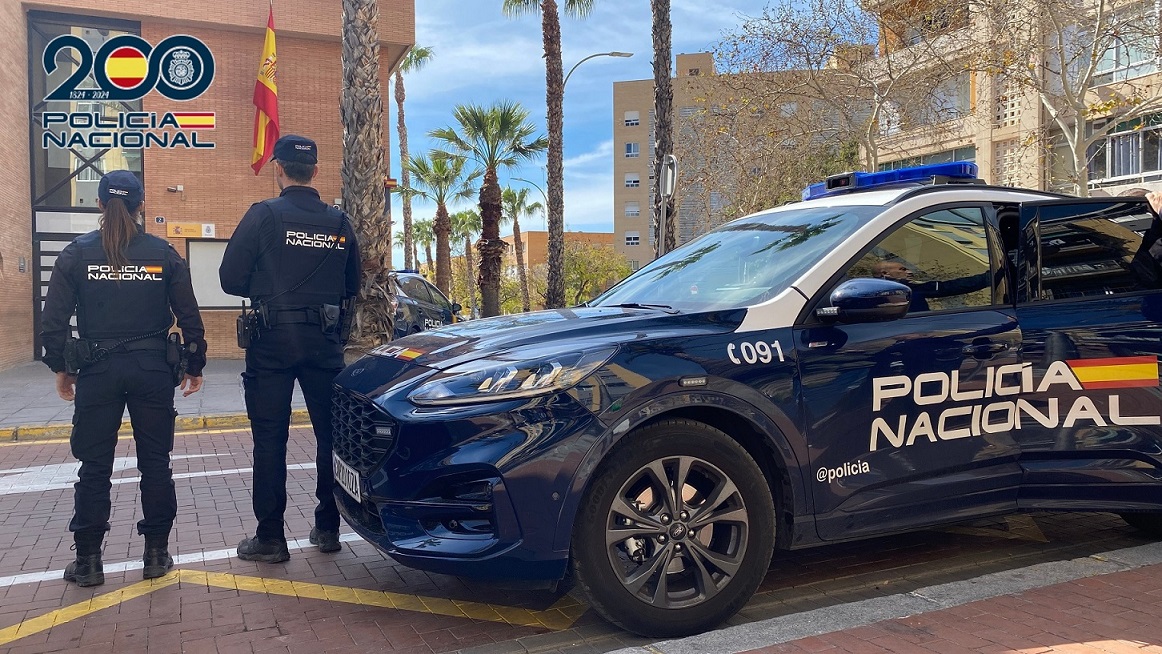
309 527 341 553
64 553 104 587
143 536 173 580
236 536 290 563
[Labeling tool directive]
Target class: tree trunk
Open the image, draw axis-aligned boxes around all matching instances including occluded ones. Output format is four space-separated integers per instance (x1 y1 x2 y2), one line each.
543 0 567 309
424 244 434 274
651 0 676 256
464 235 479 317
434 205 452 293
395 70 415 270
340 0 391 346
477 168 507 317
513 217 530 312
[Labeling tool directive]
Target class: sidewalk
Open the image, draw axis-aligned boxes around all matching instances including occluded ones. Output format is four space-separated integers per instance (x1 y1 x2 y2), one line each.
0 359 306 439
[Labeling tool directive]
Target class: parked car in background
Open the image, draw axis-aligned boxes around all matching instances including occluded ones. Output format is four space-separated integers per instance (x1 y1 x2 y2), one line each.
388 270 461 339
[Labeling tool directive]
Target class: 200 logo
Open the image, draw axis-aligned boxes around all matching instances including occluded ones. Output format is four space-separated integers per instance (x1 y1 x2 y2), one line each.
43 34 215 102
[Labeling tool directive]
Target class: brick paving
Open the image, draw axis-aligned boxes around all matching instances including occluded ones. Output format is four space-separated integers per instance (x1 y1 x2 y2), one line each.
742 563 1162 654
0 425 1159 653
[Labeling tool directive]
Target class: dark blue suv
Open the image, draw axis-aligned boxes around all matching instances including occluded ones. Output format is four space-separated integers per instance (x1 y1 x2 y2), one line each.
331 163 1162 637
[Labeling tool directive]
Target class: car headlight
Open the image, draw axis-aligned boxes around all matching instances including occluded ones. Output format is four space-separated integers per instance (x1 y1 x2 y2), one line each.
407 345 617 406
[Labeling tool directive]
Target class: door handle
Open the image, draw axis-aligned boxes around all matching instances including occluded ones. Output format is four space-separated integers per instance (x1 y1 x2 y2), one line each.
963 342 1010 358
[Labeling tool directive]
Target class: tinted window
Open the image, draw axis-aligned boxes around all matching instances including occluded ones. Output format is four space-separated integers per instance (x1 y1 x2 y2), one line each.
592 205 882 312
399 276 434 303
1032 202 1154 300
423 281 452 312
838 206 993 313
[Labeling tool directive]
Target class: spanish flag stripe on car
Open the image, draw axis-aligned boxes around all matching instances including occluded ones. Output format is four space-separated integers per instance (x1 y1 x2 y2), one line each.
1067 356 1159 389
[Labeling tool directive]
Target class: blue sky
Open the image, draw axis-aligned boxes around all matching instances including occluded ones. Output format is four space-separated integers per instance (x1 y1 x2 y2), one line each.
394 0 772 247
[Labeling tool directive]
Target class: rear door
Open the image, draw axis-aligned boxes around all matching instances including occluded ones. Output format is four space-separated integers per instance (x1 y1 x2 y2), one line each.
420 279 455 327
1012 198 1162 511
796 202 1024 540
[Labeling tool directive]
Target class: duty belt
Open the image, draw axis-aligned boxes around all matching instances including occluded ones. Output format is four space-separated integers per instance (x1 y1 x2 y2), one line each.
92 337 168 353
271 308 321 326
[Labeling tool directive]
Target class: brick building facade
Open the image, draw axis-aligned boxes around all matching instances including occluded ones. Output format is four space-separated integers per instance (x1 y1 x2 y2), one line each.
0 0 414 370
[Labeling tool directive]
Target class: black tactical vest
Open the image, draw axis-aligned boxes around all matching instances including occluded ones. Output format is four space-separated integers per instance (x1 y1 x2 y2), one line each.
254 193 351 310
74 230 173 340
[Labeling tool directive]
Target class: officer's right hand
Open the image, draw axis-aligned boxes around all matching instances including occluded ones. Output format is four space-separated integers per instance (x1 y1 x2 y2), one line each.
181 374 203 397
56 371 76 402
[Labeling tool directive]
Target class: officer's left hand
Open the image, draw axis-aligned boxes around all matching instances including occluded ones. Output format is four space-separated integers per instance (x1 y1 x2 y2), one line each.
181 375 203 397
56 372 76 402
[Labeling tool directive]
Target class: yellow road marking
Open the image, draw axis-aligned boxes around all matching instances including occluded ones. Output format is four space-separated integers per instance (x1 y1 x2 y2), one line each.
0 425 281 448
0 575 179 646
0 568 586 647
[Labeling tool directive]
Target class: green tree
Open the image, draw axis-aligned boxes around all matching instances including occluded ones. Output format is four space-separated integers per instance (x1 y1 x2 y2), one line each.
530 241 632 306
431 101 547 317
450 209 482 318
340 0 391 347
395 45 434 269
400 154 480 293
411 218 436 276
502 0 595 309
501 186 542 312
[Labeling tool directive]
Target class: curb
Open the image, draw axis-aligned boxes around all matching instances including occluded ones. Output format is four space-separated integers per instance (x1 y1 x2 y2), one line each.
3 409 312 443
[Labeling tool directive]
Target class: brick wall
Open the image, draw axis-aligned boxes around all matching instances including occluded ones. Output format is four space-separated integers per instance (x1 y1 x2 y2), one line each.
0 4 33 370
8 1 412 369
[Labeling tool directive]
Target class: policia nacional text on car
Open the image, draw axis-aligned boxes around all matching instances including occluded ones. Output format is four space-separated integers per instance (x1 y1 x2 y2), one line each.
40 171 207 588
220 135 361 563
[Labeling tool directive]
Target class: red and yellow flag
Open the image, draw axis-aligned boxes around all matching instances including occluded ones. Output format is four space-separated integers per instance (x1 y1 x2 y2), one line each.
1066 356 1160 390
251 2 279 175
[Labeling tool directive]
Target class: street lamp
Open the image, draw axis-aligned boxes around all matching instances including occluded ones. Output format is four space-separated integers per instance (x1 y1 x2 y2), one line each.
512 176 548 231
563 51 633 89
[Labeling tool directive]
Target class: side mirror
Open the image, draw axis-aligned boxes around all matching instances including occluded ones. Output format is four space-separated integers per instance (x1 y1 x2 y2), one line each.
817 278 910 323
452 302 463 313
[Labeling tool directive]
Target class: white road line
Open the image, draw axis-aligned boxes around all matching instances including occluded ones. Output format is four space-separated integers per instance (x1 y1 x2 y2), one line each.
0 461 314 496
0 532 365 588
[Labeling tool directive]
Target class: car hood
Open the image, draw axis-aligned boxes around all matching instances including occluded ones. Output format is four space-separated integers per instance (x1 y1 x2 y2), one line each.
369 306 743 371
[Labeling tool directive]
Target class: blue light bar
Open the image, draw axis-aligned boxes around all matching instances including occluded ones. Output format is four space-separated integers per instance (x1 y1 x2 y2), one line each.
802 162 980 201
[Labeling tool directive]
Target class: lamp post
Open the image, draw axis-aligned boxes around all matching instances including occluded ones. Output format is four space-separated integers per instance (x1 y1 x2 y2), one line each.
563 51 633 89
512 176 548 231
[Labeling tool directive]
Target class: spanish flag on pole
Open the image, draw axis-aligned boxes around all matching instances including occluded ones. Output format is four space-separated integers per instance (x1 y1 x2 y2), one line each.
251 1 279 175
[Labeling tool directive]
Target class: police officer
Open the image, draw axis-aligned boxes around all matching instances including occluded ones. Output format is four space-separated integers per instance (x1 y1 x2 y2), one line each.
40 170 207 587
220 135 361 562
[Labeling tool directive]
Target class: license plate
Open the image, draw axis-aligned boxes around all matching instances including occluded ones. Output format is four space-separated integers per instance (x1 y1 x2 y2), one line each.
333 453 362 503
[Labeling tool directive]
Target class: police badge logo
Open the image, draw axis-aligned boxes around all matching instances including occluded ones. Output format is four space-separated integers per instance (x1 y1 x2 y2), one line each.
167 49 196 88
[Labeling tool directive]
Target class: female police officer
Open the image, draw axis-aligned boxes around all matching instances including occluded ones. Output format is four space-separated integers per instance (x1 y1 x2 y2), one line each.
40 170 207 587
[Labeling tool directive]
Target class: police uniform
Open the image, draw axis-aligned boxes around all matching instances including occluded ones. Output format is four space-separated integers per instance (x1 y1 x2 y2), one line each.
219 135 361 561
40 171 207 586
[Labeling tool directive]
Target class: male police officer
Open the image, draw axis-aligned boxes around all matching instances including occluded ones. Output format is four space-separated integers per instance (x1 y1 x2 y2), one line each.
41 170 206 586
220 135 361 562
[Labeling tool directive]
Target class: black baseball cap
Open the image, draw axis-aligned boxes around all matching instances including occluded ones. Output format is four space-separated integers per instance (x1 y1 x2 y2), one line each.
272 135 318 165
98 170 144 208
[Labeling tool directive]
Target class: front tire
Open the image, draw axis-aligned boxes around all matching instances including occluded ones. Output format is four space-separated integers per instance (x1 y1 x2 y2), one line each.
571 419 775 637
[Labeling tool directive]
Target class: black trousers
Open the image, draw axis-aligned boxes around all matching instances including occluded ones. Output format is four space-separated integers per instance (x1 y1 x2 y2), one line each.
70 352 177 549
243 323 343 541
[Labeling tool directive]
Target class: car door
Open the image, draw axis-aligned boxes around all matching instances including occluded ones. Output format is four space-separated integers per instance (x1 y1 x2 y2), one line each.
398 276 436 334
420 279 454 327
795 203 1024 540
1012 198 1162 510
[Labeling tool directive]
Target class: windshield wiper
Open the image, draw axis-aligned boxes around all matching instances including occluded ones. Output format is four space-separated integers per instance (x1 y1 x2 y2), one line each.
604 302 680 314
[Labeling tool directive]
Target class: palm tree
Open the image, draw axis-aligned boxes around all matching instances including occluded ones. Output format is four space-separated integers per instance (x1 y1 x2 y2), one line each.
652 0 676 255
502 0 595 310
411 219 436 276
395 45 434 271
340 0 391 347
431 101 547 317
401 153 480 293
501 187 542 312
450 209 482 318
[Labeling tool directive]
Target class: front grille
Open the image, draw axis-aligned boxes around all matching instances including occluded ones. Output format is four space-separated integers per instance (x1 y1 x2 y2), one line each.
332 387 396 474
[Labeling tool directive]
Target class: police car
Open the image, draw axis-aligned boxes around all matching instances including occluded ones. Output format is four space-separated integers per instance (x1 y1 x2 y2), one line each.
331 162 1162 637
388 270 462 338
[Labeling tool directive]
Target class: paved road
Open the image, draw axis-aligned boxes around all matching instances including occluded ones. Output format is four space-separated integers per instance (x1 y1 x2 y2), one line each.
0 425 1159 653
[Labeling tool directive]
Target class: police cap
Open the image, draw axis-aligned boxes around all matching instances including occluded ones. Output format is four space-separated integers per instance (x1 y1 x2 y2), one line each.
272 135 319 165
98 170 144 208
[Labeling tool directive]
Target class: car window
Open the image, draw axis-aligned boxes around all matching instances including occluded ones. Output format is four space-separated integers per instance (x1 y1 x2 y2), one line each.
1032 203 1155 301
592 205 882 312
399 276 434 304
423 280 452 312
838 206 993 313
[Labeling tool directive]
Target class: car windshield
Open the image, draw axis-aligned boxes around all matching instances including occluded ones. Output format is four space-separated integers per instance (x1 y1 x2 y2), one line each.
591 204 883 312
